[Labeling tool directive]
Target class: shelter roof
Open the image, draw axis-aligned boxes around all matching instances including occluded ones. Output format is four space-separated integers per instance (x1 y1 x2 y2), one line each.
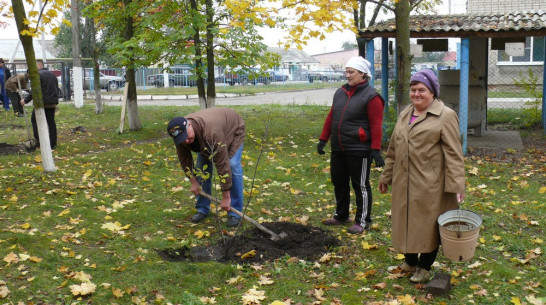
359 10 546 38
0 39 59 62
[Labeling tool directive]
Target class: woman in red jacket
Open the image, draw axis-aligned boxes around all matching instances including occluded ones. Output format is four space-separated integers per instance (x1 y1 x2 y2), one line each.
317 56 385 234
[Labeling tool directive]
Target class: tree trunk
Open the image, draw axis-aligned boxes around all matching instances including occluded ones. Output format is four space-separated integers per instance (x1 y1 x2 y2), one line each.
123 0 141 130
205 0 216 108
92 59 102 114
71 0 84 108
11 0 56 172
125 67 141 130
89 17 103 114
190 0 208 109
395 1 412 114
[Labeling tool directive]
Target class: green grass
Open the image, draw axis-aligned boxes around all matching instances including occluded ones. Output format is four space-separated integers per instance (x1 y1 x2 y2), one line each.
0 104 544 304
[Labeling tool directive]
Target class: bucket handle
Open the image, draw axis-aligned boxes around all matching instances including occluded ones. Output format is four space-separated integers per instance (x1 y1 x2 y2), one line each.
457 208 462 238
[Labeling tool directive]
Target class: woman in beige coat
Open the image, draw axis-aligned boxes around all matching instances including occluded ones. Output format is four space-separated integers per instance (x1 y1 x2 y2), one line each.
379 70 465 283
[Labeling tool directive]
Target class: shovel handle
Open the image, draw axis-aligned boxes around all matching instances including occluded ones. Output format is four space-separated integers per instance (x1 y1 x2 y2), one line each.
198 189 281 240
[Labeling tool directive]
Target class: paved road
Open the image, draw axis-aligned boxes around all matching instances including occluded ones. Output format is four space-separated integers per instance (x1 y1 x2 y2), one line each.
98 89 539 109
101 88 338 107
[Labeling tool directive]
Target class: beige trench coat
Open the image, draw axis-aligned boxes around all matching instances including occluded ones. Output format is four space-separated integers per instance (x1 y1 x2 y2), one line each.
379 99 465 253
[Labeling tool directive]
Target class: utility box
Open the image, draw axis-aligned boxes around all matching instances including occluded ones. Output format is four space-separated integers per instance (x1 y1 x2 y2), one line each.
438 70 486 137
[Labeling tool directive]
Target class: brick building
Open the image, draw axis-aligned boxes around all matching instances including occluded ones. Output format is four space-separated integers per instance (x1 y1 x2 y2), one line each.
467 0 544 13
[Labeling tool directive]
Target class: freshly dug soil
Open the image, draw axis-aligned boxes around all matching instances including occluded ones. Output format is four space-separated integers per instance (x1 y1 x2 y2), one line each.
157 222 340 263
0 143 28 155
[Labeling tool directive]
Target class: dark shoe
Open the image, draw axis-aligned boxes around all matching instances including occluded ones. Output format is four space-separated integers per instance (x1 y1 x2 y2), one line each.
347 223 365 234
322 218 350 226
191 212 208 223
226 216 241 227
388 261 417 274
409 267 431 283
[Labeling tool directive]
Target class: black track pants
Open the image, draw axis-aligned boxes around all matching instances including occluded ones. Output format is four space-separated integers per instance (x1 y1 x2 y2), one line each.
330 151 372 225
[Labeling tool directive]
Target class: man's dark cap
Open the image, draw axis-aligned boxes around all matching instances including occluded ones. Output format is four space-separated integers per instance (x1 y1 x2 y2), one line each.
167 117 188 146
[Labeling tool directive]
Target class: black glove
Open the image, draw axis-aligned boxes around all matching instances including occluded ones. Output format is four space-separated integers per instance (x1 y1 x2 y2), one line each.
370 150 384 167
317 140 327 155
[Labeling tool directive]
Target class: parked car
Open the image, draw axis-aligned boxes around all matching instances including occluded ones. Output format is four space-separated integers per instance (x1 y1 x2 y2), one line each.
147 67 202 87
374 68 395 79
59 69 125 92
269 70 289 82
307 67 344 82
215 68 273 86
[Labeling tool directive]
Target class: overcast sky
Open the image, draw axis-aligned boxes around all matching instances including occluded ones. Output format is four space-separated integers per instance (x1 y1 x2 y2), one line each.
261 0 468 55
3 0 467 55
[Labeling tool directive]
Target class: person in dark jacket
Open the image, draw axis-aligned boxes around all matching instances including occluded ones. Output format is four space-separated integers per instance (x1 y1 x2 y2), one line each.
317 56 385 234
0 58 12 111
21 60 59 149
167 108 246 227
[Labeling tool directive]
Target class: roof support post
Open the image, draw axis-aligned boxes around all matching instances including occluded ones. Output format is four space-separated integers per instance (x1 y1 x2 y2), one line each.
366 39 375 84
542 36 546 134
382 37 389 111
459 38 470 155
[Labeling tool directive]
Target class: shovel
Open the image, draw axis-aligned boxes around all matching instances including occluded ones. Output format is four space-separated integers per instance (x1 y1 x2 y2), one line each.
17 77 36 151
21 107 37 151
198 189 288 241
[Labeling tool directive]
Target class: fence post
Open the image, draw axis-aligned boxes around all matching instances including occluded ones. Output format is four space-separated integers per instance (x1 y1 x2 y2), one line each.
459 38 469 155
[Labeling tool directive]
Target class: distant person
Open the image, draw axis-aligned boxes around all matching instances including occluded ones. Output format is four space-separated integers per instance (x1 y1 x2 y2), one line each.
21 60 59 149
0 58 12 111
167 108 246 227
317 56 385 234
379 70 465 283
5 72 29 117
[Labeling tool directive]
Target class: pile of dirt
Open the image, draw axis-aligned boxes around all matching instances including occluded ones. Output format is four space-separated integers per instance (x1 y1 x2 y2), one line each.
157 222 340 263
0 143 28 155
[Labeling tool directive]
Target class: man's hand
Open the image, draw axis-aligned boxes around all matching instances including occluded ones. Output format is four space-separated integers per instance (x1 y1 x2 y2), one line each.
317 140 326 155
220 191 231 212
370 150 384 167
189 178 200 196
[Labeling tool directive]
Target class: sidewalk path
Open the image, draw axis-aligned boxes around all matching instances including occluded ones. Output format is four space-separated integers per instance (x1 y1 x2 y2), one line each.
99 88 338 107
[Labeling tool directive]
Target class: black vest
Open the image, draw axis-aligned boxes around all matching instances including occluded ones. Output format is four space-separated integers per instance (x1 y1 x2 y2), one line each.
330 82 380 152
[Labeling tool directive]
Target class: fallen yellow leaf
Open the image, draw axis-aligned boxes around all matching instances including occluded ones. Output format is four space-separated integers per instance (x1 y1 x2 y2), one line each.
240 250 256 260
70 282 96 296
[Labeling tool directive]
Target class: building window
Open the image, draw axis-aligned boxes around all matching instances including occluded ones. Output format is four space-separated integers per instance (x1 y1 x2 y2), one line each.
497 37 544 64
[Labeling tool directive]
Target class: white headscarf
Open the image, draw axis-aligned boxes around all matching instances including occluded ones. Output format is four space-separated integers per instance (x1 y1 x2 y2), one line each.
345 56 371 76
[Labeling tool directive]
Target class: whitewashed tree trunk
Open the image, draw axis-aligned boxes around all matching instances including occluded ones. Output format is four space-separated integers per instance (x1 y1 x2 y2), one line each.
200 96 214 109
73 67 84 107
71 0 84 108
35 108 56 172
11 0 56 173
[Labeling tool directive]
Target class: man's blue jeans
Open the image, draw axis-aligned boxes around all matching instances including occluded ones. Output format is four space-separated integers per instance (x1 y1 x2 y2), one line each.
195 144 244 219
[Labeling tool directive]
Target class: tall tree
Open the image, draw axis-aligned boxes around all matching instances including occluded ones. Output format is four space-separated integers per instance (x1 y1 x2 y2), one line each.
351 0 442 111
84 0 281 110
83 0 143 129
122 0 141 130
71 0 84 108
394 0 412 112
10 0 65 172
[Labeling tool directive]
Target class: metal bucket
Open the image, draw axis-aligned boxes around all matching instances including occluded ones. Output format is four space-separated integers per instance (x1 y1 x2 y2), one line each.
437 209 482 262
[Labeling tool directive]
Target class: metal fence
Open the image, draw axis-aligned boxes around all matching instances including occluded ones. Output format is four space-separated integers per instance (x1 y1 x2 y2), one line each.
5 48 542 152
